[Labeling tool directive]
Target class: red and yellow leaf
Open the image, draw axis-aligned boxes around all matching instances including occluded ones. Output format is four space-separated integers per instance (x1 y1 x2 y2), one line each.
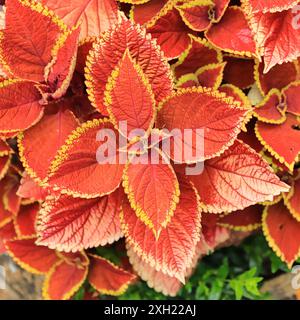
173 34 222 79
130 0 170 26
123 150 180 237
283 81 300 116
47 119 125 198
121 176 201 282
18 107 79 182
206 6 257 58
157 87 247 163
255 61 298 96
88 254 136 295
104 50 156 137
263 202 300 268
37 188 124 252
85 17 173 116
284 178 300 222
218 205 263 231
43 25 81 100
176 0 212 32
43 259 88 300
253 89 286 124
5 237 59 274
195 62 226 90
14 203 39 237
1 0 66 82
255 114 300 171
0 80 43 133
41 0 120 41
189 139 289 213
244 6 300 72
146 7 193 59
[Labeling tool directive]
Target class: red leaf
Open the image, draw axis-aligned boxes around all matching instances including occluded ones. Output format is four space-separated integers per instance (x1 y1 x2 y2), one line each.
130 0 170 25
176 1 211 32
244 7 300 72
104 50 156 137
15 203 39 237
263 202 300 267
284 177 300 222
283 81 300 116
123 150 180 237
121 176 201 282
206 6 257 58
43 25 81 100
242 0 299 13
0 221 17 254
37 188 124 252
88 254 136 295
18 107 79 181
48 119 125 198
223 55 255 89
1 0 65 82
0 140 12 180
253 89 286 124
17 173 49 202
0 179 12 228
41 0 120 40
188 139 289 213
173 35 222 79
218 205 263 231
255 114 300 171
0 80 43 133
5 237 58 274
195 62 226 89
255 61 298 95
146 7 193 59
43 259 88 300
85 18 173 116
156 87 247 163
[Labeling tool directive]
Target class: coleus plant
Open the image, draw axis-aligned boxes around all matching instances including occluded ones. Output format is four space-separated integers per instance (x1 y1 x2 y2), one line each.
0 0 300 299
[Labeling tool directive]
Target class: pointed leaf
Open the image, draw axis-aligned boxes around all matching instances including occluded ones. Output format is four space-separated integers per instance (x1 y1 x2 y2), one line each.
244 7 300 72
121 176 201 281
0 80 43 133
14 203 39 237
41 0 119 41
263 202 300 268
195 62 226 90
176 0 212 32
255 61 298 95
255 114 300 171
104 50 156 137
43 259 88 300
37 188 124 252
146 7 193 59
85 18 173 116
173 35 223 79
156 87 248 163
206 6 257 58
48 119 125 198
123 150 180 236
18 107 79 181
88 254 136 295
189 139 289 213
253 89 286 124
17 173 49 202
5 237 59 274
283 81 300 116
1 0 66 82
